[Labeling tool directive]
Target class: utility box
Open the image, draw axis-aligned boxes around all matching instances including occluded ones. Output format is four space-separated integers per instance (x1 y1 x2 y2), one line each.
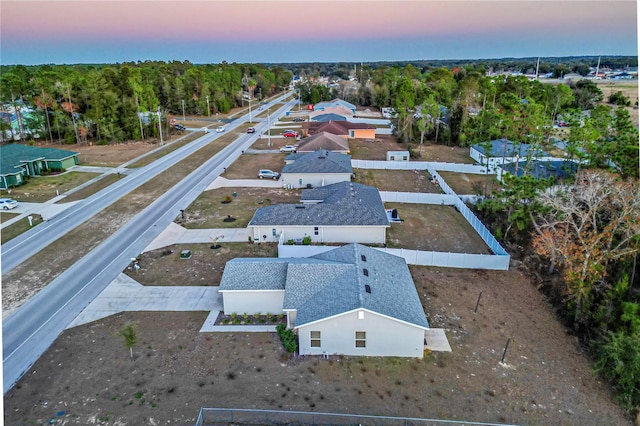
387 151 410 161
180 250 192 259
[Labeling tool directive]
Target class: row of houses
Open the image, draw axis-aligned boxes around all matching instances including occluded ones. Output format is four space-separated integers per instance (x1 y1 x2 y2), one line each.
220 99 432 358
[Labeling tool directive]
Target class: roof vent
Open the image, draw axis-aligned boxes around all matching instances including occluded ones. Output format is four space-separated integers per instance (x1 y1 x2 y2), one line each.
363 268 369 277
365 284 371 293
295 205 306 209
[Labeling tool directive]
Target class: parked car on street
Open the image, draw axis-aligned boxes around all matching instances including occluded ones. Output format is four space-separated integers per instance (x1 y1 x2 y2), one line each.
0 198 19 210
282 130 298 137
280 145 297 153
258 170 280 179
175 123 186 131
247 127 255 133
292 118 305 122
216 126 225 132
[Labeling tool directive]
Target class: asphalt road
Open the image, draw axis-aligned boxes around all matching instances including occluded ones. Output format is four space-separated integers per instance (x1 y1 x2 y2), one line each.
2 98 296 393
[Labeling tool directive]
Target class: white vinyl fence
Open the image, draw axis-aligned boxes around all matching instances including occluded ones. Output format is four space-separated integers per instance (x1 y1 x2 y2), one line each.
352 159 488 174
279 160 511 270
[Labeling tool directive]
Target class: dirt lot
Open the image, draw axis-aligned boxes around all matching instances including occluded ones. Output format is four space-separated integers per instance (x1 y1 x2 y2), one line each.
413 145 476 164
221 153 286 180
35 141 161 167
4 263 631 425
437 171 500 196
349 135 406 160
354 169 442 193
124 243 278 287
385 203 490 254
178 187 300 229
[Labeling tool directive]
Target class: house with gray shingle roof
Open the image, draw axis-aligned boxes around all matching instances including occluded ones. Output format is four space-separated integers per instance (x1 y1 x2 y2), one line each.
281 150 353 189
218 244 429 358
0 144 79 189
313 99 356 113
248 181 389 244
295 132 350 154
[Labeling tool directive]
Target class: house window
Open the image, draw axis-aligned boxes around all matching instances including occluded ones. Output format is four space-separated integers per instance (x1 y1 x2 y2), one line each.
310 331 321 347
314 226 319 236
355 331 366 348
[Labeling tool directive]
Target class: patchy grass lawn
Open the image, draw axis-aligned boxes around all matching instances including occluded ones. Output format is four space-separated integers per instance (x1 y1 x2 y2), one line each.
36 142 159 167
127 133 204 168
60 174 123 203
0 172 100 203
350 135 407 160
437 171 500 196
124 243 278 286
413 144 476 164
0 214 43 244
249 136 298 150
385 203 490 254
221 153 286 180
178 187 300 229
0 211 20 223
354 169 442 193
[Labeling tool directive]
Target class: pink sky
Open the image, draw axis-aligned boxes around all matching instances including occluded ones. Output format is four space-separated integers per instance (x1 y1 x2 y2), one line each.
3 1 636 42
1 1 637 64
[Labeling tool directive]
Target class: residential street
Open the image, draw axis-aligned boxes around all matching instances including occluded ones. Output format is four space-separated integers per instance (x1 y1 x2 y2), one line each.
2 98 296 393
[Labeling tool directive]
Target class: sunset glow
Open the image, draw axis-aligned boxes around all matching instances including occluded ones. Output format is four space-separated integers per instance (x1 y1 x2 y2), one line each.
1 1 637 64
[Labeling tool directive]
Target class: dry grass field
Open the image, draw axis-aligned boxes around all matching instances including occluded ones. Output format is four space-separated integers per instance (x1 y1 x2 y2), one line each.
0 172 100 203
221 153 286 180
178 187 300 229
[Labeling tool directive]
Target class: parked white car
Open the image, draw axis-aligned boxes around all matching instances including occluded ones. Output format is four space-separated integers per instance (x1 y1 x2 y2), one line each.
280 145 297 153
0 198 19 210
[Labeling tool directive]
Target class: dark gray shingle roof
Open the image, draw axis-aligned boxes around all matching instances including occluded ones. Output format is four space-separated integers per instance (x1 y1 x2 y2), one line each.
220 244 429 329
249 182 389 227
281 150 352 174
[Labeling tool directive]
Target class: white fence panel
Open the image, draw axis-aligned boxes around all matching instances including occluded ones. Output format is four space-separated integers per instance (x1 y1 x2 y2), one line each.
380 191 455 205
278 244 334 258
350 118 392 125
352 160 490 175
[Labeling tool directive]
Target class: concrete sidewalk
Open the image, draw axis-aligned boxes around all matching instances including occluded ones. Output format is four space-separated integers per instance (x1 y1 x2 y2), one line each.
206 176 283 191
143 222 252 252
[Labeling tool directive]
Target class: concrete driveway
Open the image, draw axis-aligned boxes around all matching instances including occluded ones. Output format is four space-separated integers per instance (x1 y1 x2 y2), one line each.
67 273 221 328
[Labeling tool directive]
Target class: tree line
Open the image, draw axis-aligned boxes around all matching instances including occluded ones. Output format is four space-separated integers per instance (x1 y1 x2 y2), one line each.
0 61 292 144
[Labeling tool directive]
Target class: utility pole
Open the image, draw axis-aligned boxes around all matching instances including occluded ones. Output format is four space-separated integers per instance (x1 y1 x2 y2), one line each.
267 110 271 147
157 107 163 145
181 99 186 121
206 96 210 117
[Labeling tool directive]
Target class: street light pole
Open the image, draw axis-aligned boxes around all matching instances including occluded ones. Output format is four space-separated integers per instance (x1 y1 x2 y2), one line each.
267 110 271 147
206 96 210 117
181 99 186 121
157 108 163 145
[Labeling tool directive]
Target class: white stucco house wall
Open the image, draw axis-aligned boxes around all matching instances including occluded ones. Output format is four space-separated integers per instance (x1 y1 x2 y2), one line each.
218 244 430 358
248 181 389 244
281 150 352 189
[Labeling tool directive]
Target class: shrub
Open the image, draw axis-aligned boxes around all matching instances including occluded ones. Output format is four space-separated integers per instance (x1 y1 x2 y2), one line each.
608 91 631 106
302 236 312 245
276 323 298 353
223 195 233 203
